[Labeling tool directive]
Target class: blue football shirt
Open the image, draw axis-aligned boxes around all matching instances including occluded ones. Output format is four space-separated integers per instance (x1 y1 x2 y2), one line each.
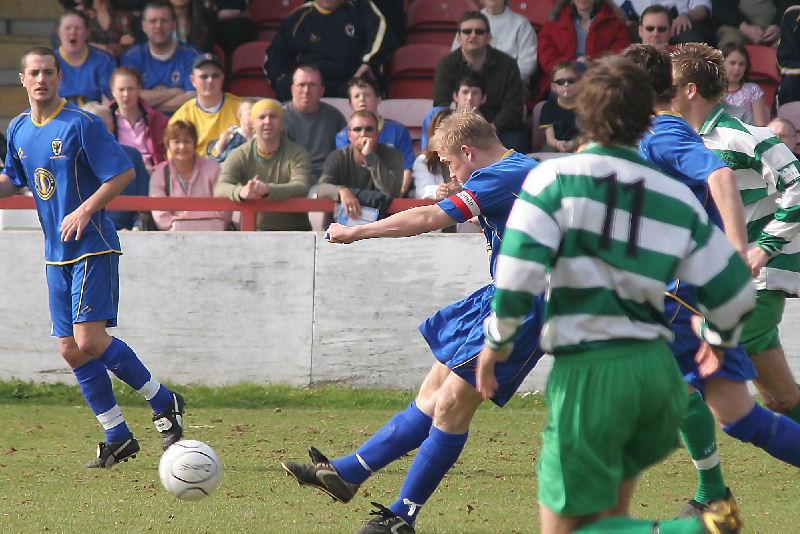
121 41 199 91
5 100 133 264
56 45 116 103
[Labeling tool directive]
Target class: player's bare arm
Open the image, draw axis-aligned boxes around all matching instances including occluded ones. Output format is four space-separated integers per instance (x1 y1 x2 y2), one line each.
707 166 748 258
0 174 22 198
326 204 456 244
475 345 512 400
61 167 135 242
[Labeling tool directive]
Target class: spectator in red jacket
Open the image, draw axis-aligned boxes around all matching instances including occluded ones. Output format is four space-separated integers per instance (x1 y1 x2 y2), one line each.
537 0 630 96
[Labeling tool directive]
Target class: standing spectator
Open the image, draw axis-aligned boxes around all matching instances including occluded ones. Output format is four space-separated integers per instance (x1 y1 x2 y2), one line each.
202 0 257 56
109 66 169 172
434 11 527 153
56 10 116 105
150 121 230 230
121 0 199 113
540 61 581 152
537 0 629 103
170 0 216 52
335 75 414 196
79 0 137 59
169 53 241 156
776 5 800 108
281 65 347 186
712 0 780 48
215 99 313 231
81 102 150 231
450 0 539 83
264 0 398 102
721 43 768 126
207 98 255 163
638 4 672 46
629 0 713 44
319 110 404 222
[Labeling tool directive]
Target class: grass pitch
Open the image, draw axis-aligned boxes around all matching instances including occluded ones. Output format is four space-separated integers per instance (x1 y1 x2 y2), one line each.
0 381 797 533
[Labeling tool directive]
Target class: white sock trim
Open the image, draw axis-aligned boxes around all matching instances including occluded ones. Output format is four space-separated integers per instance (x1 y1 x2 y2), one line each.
692 451 720 471
137 377 161 401
355 453 374 474
97 405 125 430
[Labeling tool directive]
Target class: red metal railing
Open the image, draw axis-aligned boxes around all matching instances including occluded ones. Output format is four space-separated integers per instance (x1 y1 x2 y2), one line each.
0 196 437 231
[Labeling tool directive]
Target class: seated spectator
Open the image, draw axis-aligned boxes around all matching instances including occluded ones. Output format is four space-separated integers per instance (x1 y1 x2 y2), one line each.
638 4 672 46
712 0 780 48
81 102 151 231
202 0 257 56
150 120 230 230
264 0 398 102
207 97 256 163
281 65 347 186
170 53 240 156
769 117 799 156
170 0 216 52
335 74 414 196
540 61 581 152
777 5 800 108
78 0 137 59
721 43 768 126
434 11 527 153
539 0 630 93
318 110 404 222
121 0 199 113
420 73 487 151
109 66 169 172
450 0 539 82
215 99 313 231
413 108 456 200
55 10 116 105
628 0 712 44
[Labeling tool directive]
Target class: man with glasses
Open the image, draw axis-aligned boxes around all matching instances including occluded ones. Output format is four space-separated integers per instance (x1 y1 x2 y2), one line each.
170 54 241 157
120 0 199 113
317 110 404 222
638 4 672 47
433 10 527 153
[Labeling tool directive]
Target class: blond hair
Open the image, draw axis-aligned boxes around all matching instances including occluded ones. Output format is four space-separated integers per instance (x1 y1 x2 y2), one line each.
431 109 500 156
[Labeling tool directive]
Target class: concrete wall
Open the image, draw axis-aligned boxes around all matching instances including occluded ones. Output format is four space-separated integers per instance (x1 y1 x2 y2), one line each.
0 231 554 390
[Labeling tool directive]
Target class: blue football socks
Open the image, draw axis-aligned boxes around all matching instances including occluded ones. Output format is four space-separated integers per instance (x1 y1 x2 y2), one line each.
97 337 172 414
723 403 800 467
388 427 468 525
73 358 130 443
331 401 432 484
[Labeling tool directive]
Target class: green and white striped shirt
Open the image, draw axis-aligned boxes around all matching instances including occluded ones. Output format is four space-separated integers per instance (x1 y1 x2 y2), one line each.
700 104 800 295
486 144 755 355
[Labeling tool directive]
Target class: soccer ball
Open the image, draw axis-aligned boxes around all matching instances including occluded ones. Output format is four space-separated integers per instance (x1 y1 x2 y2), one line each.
158 440 222 501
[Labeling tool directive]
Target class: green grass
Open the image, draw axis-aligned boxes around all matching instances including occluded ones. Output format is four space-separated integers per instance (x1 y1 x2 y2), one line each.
0 381 797 533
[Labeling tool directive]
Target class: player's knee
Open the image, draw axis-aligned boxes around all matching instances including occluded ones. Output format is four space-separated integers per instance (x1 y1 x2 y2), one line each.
72 332 109 358
763 396 795 415
59 339 84 367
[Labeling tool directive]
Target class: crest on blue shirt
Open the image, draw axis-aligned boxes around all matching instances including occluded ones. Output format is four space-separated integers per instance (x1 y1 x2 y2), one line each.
171 70 181 84
34 168 56 200
345 23 355 37
51 138 62 156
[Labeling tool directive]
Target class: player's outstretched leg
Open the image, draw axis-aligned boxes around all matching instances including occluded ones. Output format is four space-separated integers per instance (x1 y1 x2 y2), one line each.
97 336 185 450
282 400 433 502
678 391 729 516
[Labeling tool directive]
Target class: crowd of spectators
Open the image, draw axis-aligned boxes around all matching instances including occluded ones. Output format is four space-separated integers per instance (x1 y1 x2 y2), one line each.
24 0 800 232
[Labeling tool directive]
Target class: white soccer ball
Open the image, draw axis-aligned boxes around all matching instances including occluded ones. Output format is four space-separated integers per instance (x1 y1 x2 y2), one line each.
158 439 222 501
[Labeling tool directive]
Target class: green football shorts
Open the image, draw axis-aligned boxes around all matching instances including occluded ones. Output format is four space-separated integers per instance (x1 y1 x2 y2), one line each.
741 289 785 355
538 339 687 517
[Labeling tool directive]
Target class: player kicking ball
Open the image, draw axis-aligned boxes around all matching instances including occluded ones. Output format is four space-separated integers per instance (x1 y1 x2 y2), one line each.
477 56 754 533
0 47 184 467
282 109 545 534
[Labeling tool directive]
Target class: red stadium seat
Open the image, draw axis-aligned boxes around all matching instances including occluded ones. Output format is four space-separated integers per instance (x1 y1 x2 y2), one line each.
249 0 305 41
746 45 779 113
405 0 480 45
387 43 451 99
530 99 547 152
213 43 226 71
228 41 275 98
378 98 434 150
320 97 353 119
508 0 558 32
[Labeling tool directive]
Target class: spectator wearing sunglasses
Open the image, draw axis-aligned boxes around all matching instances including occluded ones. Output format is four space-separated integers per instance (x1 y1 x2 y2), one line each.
638 4 672 46
538 0 630 100
433 11 527 153
628 0 713 44
169 53 241 156
540 61 582 152
318 110 404 221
